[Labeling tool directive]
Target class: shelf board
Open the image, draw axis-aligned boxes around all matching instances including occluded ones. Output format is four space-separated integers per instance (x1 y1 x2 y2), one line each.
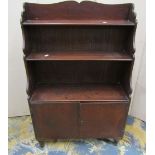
26 51 133 61
22 19 135 26
30 84 129 103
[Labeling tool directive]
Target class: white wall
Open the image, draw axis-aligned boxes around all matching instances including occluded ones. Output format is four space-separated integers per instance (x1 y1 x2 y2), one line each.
8 0 29 116
130 45 146 121
8 0 146 121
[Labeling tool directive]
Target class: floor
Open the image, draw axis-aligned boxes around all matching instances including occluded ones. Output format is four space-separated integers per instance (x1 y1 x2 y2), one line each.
8 115 146 155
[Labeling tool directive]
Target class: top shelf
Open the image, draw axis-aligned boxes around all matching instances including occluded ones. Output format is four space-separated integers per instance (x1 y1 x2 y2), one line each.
22 19 135 26
22 2 136 26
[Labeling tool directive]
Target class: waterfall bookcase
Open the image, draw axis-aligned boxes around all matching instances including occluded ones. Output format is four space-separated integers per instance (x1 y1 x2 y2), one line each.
21 1 137 147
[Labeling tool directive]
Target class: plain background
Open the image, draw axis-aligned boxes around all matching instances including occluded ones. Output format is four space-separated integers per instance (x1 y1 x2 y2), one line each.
8 0 146 121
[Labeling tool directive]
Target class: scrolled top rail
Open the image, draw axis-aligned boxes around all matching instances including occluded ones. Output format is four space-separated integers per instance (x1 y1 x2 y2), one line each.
21 1 136 22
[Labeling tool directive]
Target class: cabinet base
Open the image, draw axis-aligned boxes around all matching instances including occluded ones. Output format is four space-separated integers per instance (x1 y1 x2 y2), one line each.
38 138 120 147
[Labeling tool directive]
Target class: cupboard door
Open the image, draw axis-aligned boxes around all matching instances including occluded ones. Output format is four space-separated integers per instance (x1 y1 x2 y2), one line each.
79 102 129 138
30 102 79 140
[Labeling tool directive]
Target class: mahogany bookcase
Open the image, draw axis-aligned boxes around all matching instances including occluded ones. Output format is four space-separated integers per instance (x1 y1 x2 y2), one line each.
21 1 137 147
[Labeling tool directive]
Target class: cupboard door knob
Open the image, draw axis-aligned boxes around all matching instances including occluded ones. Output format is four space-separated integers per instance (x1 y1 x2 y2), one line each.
80 120 84 125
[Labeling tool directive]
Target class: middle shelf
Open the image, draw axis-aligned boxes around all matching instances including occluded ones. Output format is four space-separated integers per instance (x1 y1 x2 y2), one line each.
26 51 133 61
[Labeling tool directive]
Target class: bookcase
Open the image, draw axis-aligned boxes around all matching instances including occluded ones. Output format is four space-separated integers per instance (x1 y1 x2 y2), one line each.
21 1 137 146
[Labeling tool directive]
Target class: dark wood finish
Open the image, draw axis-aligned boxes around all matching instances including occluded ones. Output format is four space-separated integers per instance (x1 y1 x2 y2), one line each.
30 84 129 103
22 1 135 21
29 101 128 140
30 101 79 139
79 102 129 138
21 1 137 144
26 51 133 61
26 61 131 85
23 19 135 26
22 26 134 55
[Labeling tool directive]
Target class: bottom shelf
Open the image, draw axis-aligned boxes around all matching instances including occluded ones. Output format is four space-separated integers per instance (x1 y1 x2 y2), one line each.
30 84 129 103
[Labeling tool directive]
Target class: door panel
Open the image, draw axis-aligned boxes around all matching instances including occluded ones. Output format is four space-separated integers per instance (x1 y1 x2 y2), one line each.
79 102 129 138
30 102 79 140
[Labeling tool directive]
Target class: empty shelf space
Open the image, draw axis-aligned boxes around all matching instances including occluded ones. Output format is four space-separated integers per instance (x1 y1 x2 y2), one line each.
26 51 133 61
30 84 129 103
22 19 135 26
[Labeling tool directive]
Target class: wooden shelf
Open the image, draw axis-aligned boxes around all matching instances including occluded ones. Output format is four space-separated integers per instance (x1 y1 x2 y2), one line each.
26 51 132 61
30 84 129 103
22 19 135 26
